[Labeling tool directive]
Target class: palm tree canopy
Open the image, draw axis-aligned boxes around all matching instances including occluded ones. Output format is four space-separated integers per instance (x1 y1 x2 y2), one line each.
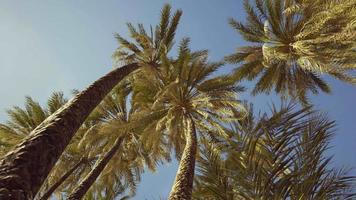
227 0 356 104
112 4 182 67
193 103 356 199
131 38 246 159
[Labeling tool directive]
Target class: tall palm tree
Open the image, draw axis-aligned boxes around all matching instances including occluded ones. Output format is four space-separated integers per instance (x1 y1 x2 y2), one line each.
226 0 356 104
132 39 246 199
193 103 356 199
67 81 170 199
0 4 182 199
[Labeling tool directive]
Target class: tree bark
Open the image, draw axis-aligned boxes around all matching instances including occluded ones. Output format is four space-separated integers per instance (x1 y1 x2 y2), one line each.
39 157 87 200
67 137 124 200
168 118 197 200
0 63 139 200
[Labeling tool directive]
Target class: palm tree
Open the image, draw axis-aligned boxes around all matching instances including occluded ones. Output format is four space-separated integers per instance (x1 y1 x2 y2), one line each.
193 103 356 199
226 0 356 104
0 4 182 199
132 39 245 199
66 81 170 199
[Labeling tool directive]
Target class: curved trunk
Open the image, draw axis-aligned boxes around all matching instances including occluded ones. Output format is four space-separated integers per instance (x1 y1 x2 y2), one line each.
67 137 124 200
168 118 197 200
39 157 86 200
0 63 139 200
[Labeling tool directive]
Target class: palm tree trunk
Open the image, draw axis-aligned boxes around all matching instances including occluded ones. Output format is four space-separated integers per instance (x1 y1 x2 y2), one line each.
0 63 139 200
39 157 87 200
168 118 197 200
67 137 124 200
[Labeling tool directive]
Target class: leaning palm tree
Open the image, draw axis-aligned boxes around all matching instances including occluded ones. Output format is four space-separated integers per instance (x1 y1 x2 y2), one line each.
66 81 170 199
227 0 356 104
0 4 182 199
193 103 356 199
132 39 245 199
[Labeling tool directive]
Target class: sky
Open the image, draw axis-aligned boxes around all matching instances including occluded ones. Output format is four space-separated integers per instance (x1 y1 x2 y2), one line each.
0 0 355 199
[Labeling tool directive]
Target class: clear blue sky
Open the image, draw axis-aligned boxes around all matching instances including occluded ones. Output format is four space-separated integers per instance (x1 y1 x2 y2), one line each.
0 1 355 199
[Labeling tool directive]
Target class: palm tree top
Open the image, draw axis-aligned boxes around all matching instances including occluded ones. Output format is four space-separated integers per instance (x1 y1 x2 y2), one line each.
112 4 182 67
130 39 246 160
227 0 356 104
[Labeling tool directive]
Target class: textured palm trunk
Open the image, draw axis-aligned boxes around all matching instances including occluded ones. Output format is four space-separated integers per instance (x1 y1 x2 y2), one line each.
0 63 139 200
67 137 124 200
168 118 197 200
39 157 86 200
